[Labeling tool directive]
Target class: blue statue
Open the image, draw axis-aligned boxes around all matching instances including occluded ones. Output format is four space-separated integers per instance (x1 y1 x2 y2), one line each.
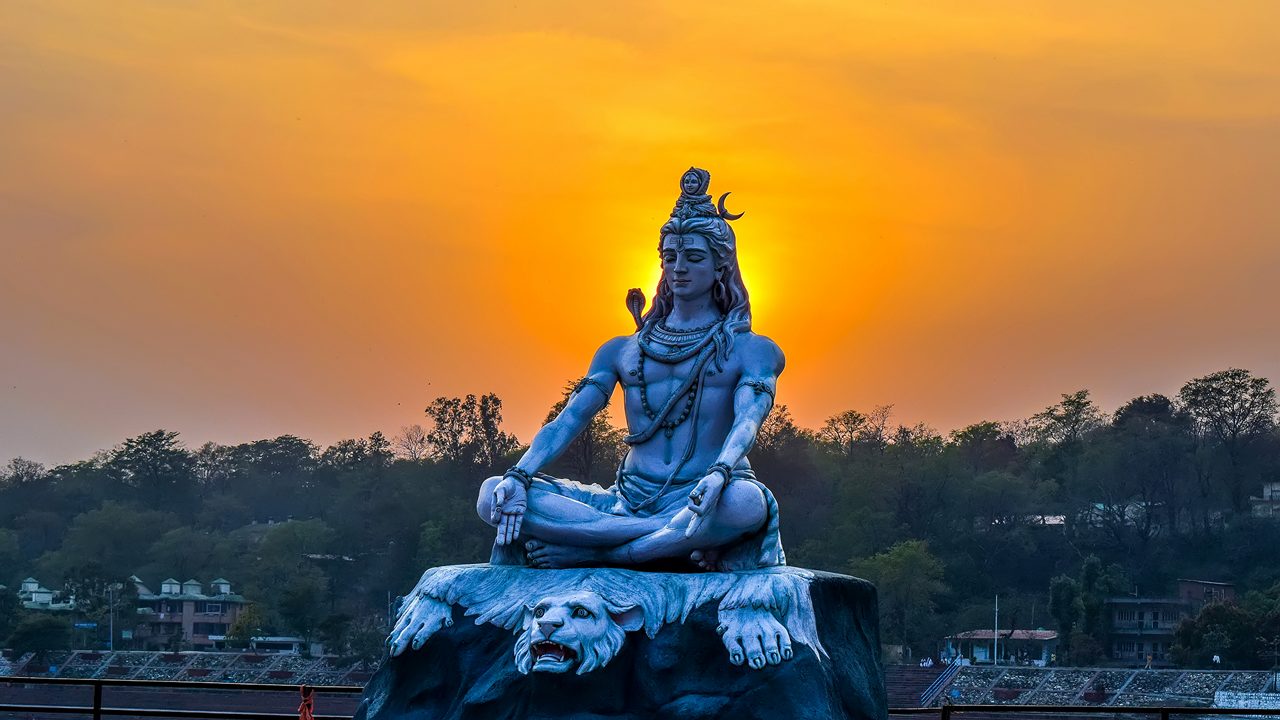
476 166 786 572
377 171 886 720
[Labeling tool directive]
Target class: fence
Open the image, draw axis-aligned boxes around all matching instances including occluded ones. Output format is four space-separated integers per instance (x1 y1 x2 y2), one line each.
6 677 1280 720
891 706 1280 719
0 676 362 720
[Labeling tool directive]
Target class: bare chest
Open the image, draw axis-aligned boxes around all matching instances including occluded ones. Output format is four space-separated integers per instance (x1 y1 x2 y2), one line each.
615 338 741 391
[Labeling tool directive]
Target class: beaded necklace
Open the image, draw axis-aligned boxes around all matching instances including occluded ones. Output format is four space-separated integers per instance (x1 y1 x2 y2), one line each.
634 317 723 438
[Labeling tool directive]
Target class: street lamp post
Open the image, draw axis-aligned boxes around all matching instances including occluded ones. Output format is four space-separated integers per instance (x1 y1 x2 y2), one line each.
108 583 116 653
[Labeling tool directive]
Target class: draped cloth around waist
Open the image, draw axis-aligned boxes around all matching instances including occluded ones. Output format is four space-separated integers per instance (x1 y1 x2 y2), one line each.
527 466 786 571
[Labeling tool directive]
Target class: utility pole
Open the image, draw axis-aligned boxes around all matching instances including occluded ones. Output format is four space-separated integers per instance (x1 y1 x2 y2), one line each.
993 595 1000 666
109 583 115 652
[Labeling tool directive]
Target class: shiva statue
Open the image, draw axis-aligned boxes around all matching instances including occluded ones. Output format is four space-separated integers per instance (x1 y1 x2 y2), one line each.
381 171 884 710
477 167 785 572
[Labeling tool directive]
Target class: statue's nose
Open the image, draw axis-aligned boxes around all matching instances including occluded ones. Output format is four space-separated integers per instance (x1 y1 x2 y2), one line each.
537 619 563 638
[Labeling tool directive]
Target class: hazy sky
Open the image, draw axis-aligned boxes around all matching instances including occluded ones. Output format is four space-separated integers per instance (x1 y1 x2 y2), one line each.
3 1 1279 466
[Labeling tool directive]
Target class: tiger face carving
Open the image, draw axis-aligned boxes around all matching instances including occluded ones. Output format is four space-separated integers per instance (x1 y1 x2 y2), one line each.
514 591 644 674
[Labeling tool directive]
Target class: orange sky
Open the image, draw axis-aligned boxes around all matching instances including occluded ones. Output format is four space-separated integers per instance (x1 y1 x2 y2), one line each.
3 1 1279 465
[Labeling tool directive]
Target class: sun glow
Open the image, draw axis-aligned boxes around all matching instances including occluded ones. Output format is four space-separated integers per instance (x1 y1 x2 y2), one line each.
3 1 1280 463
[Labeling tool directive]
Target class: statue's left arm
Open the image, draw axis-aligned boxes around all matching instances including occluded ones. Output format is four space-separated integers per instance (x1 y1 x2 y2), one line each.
685 335 785 536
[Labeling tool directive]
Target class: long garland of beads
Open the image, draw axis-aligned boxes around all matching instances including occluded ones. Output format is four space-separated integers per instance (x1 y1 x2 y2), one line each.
635 317 723 438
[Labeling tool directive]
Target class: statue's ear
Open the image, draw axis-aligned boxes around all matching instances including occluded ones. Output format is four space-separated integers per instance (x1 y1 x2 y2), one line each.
608 604 644 632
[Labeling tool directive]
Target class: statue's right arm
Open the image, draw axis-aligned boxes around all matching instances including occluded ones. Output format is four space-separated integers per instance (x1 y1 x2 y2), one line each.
509 335 625 474
491 336 624 544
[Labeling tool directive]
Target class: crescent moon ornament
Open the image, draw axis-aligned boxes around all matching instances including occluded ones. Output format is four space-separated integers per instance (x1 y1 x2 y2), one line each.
717 192 744 220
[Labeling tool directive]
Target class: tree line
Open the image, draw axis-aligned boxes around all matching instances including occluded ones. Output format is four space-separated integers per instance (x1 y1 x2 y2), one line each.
2 367 1279 667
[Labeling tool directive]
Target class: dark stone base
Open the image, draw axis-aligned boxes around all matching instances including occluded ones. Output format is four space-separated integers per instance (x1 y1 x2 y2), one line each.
356 570 886 720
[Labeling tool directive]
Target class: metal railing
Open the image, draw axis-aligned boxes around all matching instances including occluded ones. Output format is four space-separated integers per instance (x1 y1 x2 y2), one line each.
890 706 1280 719
920 659 964 707
0 675 362 720
7 677 1280 720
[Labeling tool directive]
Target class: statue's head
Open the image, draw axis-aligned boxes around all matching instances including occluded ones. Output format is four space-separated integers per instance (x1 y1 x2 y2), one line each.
641 167 751 335
514 591 644 675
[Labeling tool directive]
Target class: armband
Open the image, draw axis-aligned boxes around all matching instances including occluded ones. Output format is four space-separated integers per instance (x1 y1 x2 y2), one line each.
736 379 776 402
573 376 611 400
504 466 534 490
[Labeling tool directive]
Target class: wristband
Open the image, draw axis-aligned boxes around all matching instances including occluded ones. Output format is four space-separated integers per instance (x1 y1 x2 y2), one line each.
708 462 733 483
504 466 534 490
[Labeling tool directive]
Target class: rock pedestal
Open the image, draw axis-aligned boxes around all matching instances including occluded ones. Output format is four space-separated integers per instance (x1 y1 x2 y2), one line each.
356 569 886 720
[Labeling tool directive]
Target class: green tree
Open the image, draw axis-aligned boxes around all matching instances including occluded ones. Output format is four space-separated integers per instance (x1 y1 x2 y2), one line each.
393 424 430 462
851 540 947 655
192 442 240 493
38 502 178 580
0 590 23 640
227 603 268 648
541 378 625 483
415 520 446 567
318 613 352 656
278 565 329 651
14 510 67 559
1077 556 1128 641
1179 368 1278 512
949 421 1017 473
1032 390 1104 494
0 457 47 487
144 526 224 583
1049 575 1082 649
818 410 868 459
61 563 137 648
242 520 336 642
424 393 519 468
258 519 336 565
1101 395 1194 539
108 430 194 507
7 614 71 661
755 404 811 456
0 528 19 585
1171 601 1259 667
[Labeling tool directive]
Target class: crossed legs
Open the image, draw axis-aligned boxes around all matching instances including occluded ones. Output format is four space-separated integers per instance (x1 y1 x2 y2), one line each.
475 475 768 569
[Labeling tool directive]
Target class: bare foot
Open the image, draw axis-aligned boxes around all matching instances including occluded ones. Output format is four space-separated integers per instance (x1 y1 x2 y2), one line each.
525 540 605 568
691 549 721 571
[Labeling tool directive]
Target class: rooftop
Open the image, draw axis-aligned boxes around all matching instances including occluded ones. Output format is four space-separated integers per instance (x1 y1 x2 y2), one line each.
946 629 1058 641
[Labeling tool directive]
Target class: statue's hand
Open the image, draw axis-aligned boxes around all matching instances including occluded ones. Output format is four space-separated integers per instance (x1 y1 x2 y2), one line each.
685 472 727 538
491 476 528 546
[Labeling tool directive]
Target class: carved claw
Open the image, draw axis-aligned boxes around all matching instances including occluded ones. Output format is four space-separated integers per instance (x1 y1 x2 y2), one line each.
388 594 453 656
717 606 793 671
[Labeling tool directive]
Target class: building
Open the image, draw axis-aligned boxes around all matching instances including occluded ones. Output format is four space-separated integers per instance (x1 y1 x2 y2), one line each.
1105 579 1235 666
943 629 1059 665
1177 578 1235 606
16 577 75 612
1104 597 1185 666
1251 482 1280 519
133 576 247 650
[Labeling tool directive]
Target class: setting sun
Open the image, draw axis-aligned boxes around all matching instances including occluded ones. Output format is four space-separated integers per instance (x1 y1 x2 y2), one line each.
2 0 1279 463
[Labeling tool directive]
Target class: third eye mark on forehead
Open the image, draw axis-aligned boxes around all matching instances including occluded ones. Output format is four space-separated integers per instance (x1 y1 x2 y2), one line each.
662 235 710 253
